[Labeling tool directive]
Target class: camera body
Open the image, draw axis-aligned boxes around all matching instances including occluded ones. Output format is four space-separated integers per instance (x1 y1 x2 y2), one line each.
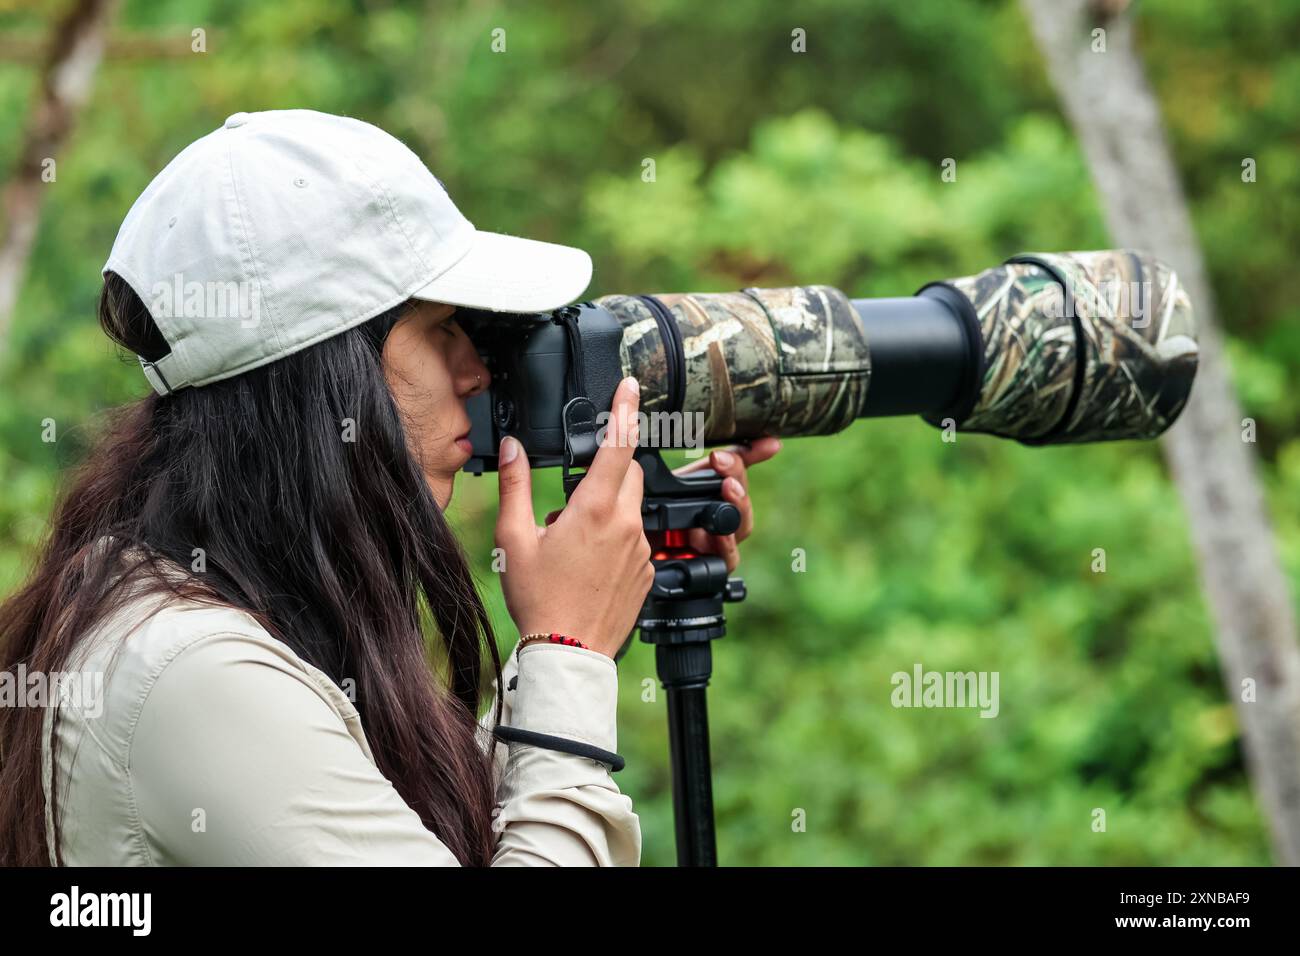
460 302 625 473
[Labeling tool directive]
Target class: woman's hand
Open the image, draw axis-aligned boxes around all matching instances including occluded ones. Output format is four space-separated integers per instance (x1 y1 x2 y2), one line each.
669 437 782 572
494 377 653 659
543 438 782 571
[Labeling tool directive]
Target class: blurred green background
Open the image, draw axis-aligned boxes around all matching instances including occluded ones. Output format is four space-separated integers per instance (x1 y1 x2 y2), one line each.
2 0 1298 865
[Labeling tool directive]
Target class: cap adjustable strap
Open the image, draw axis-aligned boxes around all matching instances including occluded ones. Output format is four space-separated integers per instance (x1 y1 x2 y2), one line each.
137 353 185 396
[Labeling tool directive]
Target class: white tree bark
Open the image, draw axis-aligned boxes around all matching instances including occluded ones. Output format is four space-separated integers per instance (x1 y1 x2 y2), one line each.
1020 0 1300 864
0 0 121 348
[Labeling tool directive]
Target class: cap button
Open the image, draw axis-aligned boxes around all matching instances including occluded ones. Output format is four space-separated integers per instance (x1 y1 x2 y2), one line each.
224 112 250 129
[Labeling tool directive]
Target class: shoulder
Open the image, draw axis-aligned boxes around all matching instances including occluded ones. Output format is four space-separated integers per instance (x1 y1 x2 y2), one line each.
54 586 352 791
48 590 384 868
65 539 304 697
72 590 311 718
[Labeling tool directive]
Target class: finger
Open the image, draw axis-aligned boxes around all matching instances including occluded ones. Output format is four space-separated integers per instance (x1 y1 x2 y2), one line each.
710 438 781 489
686 527 714 555
688 527 740 573
619 460 651 575
672 448 719 476
673 436 782 481
573 376 641 507
617 457 645 513
733 436 782 467
721 474 754 541
679 448 754 511
672 442 750 476
672 448 741 482
494 436 538 558
711 449 749 492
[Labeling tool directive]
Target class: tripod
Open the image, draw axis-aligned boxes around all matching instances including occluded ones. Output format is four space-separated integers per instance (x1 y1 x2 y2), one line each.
559 431 745 866
629 447 746 867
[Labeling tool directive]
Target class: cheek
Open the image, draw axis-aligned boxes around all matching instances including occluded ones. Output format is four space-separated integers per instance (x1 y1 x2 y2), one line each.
382 329 460 475
384 333 453 423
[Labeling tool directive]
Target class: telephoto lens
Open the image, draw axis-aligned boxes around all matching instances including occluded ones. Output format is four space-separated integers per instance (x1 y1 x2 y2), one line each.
459 249 1198 472
598 249 1197 446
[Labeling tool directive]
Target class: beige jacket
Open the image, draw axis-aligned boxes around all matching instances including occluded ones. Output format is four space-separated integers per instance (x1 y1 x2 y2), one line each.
41 569 641 866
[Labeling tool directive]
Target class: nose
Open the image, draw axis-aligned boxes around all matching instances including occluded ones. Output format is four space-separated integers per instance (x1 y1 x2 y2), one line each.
454 338 491 399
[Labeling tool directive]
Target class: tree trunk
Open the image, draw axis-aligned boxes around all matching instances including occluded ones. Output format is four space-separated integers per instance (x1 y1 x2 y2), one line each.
1019 0 1300 865
0 0 121 349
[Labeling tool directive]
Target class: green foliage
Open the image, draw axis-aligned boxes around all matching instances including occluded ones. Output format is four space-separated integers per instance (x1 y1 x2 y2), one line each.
4 0 1298 865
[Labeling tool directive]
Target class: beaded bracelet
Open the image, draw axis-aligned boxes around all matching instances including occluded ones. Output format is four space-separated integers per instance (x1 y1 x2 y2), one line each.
517 632 589 658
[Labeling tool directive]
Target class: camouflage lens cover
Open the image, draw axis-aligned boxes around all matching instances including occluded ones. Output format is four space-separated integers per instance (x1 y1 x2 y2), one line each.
596 286 870 443
941 250 1198 443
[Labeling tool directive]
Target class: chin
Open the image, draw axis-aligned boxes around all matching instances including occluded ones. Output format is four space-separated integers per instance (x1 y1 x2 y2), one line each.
428 472 456 509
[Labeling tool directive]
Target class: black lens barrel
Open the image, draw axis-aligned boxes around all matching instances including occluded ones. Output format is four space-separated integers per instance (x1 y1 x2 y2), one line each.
850 290 980 420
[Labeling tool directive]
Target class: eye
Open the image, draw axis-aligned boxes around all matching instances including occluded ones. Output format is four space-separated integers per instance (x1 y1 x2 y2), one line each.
432 312 459 337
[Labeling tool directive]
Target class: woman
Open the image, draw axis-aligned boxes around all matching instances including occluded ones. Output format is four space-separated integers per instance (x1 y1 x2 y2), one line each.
0 110 777 866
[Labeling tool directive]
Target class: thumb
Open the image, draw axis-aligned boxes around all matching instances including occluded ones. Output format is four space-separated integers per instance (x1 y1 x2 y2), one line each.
495 436 538 555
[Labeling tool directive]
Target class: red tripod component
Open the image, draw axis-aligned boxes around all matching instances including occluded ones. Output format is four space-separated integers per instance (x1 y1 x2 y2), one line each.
648 529 697 561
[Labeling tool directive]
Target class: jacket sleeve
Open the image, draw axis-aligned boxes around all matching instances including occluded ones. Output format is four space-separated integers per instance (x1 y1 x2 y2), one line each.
128 631 639 866
480 641 641 866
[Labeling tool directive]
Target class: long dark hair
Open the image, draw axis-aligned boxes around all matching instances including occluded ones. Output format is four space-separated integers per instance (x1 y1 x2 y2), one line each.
0 273 502 866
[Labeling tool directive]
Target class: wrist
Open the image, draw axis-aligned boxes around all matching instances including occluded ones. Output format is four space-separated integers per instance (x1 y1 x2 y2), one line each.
517 632 591 658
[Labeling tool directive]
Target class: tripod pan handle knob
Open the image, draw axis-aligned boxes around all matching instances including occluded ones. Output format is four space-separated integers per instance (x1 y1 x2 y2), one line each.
700 501 742 535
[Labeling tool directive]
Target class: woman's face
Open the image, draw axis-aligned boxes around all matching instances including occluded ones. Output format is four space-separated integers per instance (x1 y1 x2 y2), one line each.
382 300 490 508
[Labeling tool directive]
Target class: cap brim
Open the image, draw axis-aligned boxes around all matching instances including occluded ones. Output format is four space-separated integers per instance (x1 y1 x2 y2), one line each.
409 230 592 314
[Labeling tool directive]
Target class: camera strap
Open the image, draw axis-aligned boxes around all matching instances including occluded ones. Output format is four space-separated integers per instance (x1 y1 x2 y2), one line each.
552 302 641 497
554 306 601 485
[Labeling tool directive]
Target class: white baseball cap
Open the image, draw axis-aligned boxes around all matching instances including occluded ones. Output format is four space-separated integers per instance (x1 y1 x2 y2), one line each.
103 108 593 395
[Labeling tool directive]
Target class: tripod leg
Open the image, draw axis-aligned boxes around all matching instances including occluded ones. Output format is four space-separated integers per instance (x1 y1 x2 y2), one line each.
659 644 717 866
